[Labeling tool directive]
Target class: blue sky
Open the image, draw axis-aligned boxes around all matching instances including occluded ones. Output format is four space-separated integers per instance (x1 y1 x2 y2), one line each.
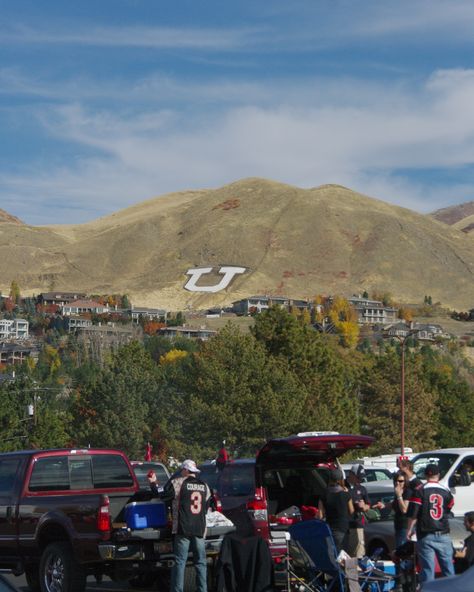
2 0 474 225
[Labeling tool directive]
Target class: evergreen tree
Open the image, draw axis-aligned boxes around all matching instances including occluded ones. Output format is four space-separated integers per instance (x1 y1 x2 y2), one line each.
70 341 158 457
166 324 308 459
361 348 437 454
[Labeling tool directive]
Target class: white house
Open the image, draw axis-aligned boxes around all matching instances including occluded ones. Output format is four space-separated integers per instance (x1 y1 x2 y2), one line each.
0 318 29 340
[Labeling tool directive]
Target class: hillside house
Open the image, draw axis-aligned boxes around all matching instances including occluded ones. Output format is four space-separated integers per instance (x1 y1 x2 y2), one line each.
0 318 29 340
158 326 217 340
383 322 449 342
65 316 93 332
0 342 39 365
232 296 311 315
128 306 167 323
61 299 109 316
347 296 398 325
38 292 87 307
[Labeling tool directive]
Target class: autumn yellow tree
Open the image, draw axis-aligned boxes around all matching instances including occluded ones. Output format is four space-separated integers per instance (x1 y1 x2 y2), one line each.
398 307 414 322
160 349 188 365
328 296 360 348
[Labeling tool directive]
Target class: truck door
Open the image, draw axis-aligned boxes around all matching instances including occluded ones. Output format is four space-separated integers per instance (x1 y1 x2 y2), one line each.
0 455 25 568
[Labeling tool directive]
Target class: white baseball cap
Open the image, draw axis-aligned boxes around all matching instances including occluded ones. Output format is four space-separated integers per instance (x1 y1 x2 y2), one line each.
181 459 200 473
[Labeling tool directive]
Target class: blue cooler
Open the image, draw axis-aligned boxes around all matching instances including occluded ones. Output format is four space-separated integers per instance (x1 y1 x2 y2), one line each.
125 500 167 529
374 561 396 592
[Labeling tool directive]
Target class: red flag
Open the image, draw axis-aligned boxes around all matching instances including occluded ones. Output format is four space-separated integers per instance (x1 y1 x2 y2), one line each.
144 442 152 461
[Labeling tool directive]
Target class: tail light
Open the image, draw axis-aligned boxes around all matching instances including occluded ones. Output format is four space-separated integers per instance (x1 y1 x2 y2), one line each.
212 491 223 513
97 495 111 534
246 498 268 521
246 487 269 538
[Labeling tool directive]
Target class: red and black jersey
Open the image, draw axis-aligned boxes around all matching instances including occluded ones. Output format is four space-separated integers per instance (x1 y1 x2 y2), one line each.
407 480 454 536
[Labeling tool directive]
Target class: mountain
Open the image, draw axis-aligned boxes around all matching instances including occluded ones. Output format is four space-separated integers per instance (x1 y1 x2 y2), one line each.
431 201 474 234
0 208 24 225
1 178 473 309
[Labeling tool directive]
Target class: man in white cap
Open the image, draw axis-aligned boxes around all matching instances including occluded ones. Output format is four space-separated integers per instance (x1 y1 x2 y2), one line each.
148 459 211 592
346 464 371 558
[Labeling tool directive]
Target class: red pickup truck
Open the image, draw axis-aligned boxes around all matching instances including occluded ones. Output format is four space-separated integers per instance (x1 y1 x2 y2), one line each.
0 448 226 592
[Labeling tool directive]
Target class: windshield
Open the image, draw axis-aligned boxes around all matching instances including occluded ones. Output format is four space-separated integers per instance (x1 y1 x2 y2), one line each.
412 453 459 480
199 463 256 497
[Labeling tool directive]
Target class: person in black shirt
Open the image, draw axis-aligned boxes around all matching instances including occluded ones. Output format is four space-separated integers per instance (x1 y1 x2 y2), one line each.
346 464 371 558
407 463 455 584
455 511 474 571
149 459 211 592
318 468 354 553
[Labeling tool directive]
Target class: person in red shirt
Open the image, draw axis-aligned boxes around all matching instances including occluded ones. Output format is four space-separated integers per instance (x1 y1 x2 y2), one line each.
407 463 455 584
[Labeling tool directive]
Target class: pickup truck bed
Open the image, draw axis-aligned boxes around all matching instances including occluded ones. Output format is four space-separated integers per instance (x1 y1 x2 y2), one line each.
0 448 231 592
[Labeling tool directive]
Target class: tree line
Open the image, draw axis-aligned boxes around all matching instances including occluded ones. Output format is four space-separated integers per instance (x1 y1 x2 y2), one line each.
1 307 473 462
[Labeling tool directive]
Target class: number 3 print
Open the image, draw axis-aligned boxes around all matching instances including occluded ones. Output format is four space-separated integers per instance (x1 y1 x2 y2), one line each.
190 491 203 514
429 493 443 520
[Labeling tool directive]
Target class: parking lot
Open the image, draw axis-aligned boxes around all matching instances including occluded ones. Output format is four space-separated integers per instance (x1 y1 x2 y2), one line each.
3 573 141 592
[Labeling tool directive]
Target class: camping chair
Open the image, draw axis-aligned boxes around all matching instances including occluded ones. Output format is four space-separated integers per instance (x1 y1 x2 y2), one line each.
288 520 345 592
287 520 396 592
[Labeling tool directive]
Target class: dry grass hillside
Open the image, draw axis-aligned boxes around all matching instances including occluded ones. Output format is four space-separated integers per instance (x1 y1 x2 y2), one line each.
1 178 473 310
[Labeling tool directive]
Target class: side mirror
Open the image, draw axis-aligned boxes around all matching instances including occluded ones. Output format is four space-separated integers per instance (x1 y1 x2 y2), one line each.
448 475 458 488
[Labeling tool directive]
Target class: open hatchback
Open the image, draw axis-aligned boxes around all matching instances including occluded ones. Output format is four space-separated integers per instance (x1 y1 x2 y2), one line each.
200 431 374 542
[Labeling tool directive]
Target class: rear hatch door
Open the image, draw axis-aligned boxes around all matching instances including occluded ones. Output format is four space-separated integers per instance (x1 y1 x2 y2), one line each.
256 432 374 470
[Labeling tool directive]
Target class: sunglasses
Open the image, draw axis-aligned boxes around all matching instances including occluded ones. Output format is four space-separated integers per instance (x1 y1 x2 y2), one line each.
396 479 405 483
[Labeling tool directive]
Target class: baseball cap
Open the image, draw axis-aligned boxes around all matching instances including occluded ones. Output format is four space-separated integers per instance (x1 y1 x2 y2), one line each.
425 463 440 477
181 459 200 473
350 464 366 479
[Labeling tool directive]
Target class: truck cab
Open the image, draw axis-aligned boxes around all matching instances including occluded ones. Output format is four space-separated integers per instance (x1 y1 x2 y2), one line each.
411 448 474 516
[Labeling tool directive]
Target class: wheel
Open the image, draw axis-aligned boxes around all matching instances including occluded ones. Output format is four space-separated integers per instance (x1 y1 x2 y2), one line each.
182 565 213 592
39 542 86 592
25 564 41 592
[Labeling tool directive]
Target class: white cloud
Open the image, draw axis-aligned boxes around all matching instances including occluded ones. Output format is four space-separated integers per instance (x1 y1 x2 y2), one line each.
0 23 260 50
3 67 474 224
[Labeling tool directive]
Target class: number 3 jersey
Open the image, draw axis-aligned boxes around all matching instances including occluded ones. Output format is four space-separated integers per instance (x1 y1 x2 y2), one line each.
408 481 454 536
168 475 211 536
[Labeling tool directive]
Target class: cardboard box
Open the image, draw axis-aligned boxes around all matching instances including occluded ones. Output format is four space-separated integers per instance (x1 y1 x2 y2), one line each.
125 500 167 529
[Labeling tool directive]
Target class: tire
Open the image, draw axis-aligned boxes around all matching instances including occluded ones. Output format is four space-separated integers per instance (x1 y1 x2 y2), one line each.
25 564 41 592
39 542 86 592
183 566 195 592
182 565 213 592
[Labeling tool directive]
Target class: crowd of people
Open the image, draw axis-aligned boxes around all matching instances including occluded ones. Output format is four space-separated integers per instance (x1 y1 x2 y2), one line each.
146 457 474 591
319 459 473 587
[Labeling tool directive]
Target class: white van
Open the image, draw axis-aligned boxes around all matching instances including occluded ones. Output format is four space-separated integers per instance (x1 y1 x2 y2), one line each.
411 448 474 516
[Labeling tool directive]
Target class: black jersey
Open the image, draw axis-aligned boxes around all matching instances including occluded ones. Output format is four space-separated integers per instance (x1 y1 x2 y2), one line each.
348 483 369 528
176 476 211 536
407 481 454 536
151 474 211 536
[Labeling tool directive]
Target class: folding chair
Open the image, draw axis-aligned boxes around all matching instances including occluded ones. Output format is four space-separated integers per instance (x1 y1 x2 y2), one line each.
288 520 345 592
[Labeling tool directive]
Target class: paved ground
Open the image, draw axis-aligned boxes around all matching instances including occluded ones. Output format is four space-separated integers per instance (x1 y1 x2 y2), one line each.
3 573 136 592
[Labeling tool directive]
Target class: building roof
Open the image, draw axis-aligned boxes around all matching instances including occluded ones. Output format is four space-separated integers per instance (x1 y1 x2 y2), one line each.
63 299 108 308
